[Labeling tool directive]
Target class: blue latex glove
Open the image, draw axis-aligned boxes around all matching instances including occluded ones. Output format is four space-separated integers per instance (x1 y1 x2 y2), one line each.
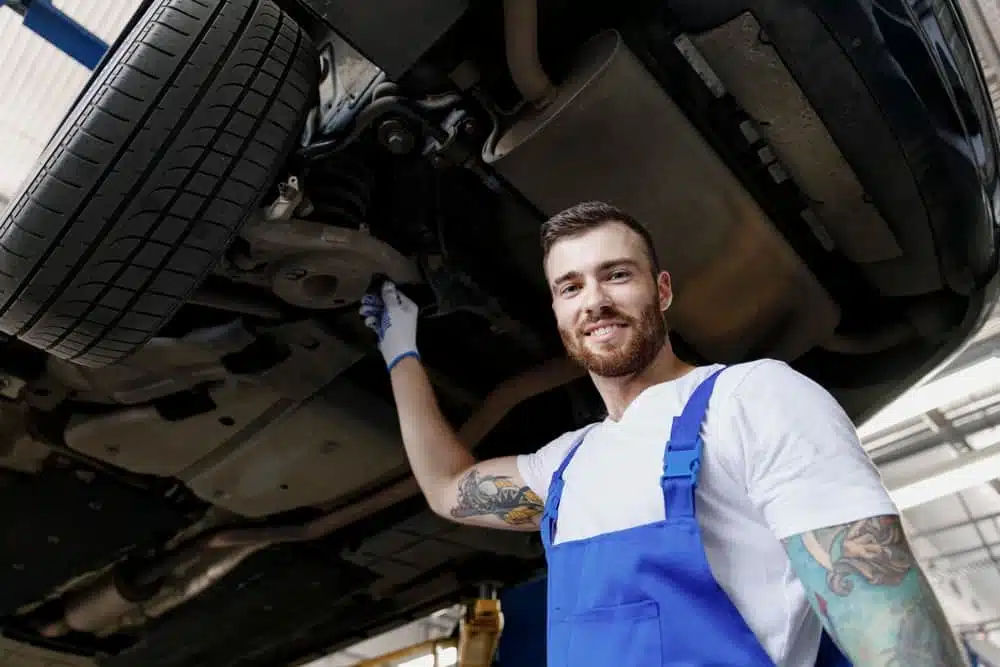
360 280 420 371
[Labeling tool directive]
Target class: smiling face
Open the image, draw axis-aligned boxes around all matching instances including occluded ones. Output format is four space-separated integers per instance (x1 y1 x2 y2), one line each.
545 220 673 378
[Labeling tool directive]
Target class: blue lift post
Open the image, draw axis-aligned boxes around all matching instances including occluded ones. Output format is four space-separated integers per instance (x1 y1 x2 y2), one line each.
0 0 107 70
494 576 547 667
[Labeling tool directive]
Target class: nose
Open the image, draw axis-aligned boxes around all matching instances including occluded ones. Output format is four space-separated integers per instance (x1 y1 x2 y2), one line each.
581 280 612 316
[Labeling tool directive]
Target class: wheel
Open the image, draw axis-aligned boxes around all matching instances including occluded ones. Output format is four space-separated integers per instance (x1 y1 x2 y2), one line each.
0 0 318 367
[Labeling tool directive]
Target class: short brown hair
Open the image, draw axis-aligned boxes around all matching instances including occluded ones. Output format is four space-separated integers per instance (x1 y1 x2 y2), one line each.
540 201 660 272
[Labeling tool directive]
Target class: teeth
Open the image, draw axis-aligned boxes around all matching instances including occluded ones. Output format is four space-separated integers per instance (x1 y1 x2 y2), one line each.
590 326 616 337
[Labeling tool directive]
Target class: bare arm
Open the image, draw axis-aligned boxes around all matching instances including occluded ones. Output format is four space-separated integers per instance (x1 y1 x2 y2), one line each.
783 515 968 666
388 355 544 531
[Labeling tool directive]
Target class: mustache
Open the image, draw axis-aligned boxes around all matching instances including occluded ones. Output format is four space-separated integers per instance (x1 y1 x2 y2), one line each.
581 306 634 324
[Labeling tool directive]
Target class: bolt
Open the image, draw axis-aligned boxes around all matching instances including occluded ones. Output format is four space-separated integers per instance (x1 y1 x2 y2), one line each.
379 119 415 155
283 267 307 281
387 133 407 153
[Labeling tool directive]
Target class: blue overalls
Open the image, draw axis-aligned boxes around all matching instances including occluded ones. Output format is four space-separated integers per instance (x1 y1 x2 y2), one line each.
539 368 851 667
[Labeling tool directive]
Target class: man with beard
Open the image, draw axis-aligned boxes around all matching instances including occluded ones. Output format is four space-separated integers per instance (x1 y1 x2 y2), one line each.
359 201 965 667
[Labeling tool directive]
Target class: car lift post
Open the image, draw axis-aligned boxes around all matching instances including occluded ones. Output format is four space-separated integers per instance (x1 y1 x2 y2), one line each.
0 0 107 70
353 584 505 667
455 583 504 667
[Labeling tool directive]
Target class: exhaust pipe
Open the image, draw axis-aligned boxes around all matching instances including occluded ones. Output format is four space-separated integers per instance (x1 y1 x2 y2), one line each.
503 0 557 108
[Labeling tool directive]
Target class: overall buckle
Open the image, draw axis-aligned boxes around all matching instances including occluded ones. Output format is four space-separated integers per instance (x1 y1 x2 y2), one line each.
662 439 703 484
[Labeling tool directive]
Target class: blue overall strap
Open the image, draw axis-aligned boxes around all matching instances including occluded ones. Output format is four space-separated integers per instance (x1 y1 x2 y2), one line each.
544 424 598 544
661 368 726 520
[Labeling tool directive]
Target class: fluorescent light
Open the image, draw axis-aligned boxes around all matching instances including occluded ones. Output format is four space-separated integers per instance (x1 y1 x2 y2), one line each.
399 646 458 667
888 442 1000 510
858 357 1000 438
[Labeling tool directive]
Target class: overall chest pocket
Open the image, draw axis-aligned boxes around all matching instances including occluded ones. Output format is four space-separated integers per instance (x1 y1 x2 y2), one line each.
550 599 663 667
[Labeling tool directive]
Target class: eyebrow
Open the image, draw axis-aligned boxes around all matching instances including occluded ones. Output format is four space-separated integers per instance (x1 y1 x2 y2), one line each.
551 258 640 287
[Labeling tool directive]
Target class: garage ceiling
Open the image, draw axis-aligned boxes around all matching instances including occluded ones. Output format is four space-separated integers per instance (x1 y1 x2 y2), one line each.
0 0 142 202
864 303 1000 640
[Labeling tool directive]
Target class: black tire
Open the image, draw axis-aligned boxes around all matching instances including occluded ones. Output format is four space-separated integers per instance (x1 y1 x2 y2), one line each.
0 0 318 367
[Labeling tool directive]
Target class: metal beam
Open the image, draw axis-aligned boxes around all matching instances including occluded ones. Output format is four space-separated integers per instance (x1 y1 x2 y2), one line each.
929 540 1000 563
886 441 1000 510
0 0 108 70
924 410 1000 498
911 509 1000 540
871 397 1000 465
922 408 1000 573
938 554 1000 577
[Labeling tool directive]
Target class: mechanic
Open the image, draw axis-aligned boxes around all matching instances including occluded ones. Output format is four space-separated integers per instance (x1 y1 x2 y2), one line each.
359 201 967 667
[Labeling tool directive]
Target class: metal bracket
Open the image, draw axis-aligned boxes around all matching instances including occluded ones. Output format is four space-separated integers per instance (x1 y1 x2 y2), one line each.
262 175 308 222
301 34 386 146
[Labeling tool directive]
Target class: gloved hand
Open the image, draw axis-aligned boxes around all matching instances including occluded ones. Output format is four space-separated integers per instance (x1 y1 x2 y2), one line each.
360 280 420 371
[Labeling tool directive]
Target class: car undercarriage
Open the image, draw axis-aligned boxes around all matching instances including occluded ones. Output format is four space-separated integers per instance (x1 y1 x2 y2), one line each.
0 0 998 665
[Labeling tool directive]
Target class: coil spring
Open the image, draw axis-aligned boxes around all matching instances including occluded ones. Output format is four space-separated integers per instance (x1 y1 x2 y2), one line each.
307 151 374 228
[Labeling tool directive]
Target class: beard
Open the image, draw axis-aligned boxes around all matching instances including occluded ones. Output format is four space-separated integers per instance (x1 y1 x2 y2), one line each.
559 300 667 378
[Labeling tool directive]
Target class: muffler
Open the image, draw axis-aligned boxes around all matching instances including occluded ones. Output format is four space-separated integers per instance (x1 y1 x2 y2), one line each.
483 29 839 362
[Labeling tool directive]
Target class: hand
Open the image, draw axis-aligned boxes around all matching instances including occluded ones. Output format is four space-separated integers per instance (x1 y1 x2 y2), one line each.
360 280 420 371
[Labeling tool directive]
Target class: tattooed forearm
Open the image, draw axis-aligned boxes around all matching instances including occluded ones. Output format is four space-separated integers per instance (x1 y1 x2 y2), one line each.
821 517 911 595
449 470 544 528
784 515 967 667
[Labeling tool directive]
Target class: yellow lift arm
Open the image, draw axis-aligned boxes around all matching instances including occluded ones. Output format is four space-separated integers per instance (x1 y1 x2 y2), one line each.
354 585 504 667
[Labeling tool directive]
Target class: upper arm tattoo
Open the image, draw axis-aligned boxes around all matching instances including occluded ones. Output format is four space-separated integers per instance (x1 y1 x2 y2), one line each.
783 516 968 667
449 469 544 528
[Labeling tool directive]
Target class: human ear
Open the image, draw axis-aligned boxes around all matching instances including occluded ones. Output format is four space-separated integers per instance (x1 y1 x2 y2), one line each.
657 271 673 312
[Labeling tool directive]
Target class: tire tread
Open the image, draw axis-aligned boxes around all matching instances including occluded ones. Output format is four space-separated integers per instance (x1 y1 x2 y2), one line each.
0 0 317 367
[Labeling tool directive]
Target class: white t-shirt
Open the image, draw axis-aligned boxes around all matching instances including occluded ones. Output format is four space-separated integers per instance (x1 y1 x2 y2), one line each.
516 359 898 667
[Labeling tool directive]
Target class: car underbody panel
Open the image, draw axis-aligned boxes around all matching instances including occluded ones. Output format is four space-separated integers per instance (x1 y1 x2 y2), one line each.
0 0 998 665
